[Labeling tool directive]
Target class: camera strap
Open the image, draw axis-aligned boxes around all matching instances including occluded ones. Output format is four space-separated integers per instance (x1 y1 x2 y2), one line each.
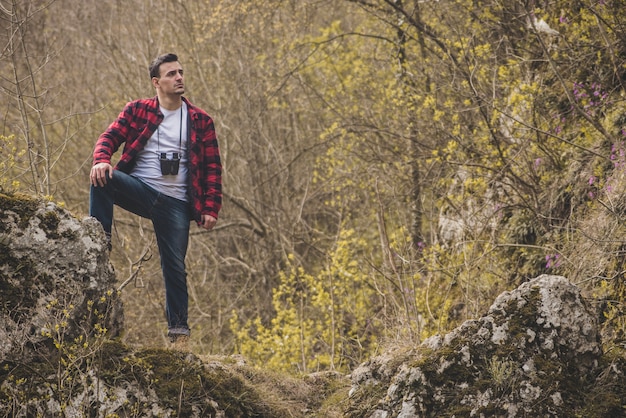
157 105 183 156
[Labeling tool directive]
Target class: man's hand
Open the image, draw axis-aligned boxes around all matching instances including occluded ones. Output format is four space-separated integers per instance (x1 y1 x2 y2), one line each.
90 163 114 187
200 214 217 230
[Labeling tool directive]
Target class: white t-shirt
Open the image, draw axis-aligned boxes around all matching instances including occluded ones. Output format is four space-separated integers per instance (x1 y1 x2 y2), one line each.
131 103 189 201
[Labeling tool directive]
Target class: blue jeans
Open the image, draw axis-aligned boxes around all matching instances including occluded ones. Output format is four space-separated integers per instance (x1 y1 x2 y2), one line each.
90 170 191 337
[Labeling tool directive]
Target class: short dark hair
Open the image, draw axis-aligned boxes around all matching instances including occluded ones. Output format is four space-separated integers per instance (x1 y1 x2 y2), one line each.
149 53 179 79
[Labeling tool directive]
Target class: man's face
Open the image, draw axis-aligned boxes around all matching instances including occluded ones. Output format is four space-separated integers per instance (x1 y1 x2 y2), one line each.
153 61 184 95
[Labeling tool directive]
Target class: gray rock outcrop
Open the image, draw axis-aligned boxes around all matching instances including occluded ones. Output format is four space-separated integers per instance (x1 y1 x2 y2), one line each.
346 275 623 417
0 193 122 363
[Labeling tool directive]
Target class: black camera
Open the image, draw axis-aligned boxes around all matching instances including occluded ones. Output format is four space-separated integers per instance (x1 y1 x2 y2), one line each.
159 152 180 175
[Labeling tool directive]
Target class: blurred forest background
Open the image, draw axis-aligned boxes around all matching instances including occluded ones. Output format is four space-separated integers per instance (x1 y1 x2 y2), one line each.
3 0 626 375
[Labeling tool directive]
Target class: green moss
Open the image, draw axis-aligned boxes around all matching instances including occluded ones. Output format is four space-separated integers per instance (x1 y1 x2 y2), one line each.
96 339 135 384
343 381 388 418
473 403 508 416
39 210 60 239
386 343 484 416
0 192 73 240
531 353 587 415
134 348 282 417
409 339 480 387
581 353 626 415
311 375 350 418
0 192 38 231
0 243 55 322
578 357 626 418
447 405 475 415
141 350 202 413
0 358 57 410
505 287 542 342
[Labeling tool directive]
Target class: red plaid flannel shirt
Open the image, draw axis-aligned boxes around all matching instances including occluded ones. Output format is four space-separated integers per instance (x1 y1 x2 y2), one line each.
92 96 222 223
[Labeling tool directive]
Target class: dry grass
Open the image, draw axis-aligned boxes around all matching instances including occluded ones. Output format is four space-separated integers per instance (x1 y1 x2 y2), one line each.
198 354 350 417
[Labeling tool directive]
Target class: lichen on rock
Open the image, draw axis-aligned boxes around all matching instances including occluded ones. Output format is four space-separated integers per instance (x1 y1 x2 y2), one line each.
0 192 122 361
346 275 625 417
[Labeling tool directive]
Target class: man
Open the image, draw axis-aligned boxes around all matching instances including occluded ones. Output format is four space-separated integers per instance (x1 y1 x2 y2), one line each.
89 53 222 345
